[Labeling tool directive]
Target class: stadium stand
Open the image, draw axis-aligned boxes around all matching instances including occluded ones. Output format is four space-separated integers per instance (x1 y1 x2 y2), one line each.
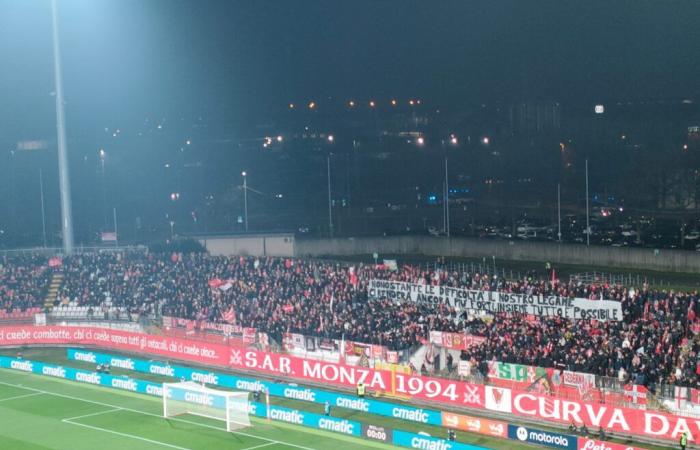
0 251 698 395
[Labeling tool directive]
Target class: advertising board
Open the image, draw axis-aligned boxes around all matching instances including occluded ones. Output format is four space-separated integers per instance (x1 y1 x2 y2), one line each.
441 411 507 437
361 424 393 442
507 424 577 450
392 430 488 450
0 326 694 444
67 348 444 426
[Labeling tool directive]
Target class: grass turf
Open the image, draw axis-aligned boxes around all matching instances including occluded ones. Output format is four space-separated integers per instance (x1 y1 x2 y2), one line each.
0 368 395 450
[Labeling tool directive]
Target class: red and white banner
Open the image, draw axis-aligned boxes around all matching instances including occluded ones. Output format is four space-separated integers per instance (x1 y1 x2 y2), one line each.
624 384 648 406
282 333 305 352
577 439 647 450
0 325 696 444
485 386 697 443
429 331 486 350
163 316 249 338
563 370 596 392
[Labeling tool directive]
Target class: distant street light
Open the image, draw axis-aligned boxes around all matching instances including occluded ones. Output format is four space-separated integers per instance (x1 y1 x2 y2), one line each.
416 136 425 146
369 100 376 108
450 135 458 145
276 135 283 142
482 136 490 145
327 134 335 143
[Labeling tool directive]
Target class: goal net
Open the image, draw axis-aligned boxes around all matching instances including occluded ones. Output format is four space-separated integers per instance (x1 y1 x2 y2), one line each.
163 381 250 431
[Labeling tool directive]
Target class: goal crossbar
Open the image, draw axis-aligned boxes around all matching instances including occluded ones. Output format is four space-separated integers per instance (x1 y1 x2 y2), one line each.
162 381 250 432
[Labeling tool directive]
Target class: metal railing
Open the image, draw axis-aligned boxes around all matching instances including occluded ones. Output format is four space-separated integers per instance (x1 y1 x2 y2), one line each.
0 245 147 258
570 271 672 288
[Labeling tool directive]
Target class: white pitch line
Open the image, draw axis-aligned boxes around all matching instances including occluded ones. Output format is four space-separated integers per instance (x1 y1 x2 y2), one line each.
63 419 193 450
241 442 277 450
0 379 317 450
62 407 122 422
0 392 44 402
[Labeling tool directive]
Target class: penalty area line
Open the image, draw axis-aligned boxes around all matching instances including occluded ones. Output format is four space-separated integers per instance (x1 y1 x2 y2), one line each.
0 392 45 402
241 443 278 450
62 407 122 422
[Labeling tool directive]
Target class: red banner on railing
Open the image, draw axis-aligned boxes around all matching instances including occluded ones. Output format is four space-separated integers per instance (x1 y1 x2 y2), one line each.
227 346 485 408
484 385 697 443
0 326 235 367
0 325 696 444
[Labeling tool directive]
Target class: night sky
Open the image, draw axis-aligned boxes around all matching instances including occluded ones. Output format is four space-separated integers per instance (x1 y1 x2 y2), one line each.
1 0 699 142
1 0 699 246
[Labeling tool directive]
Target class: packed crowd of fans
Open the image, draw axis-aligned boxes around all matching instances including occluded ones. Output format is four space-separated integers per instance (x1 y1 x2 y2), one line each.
0 255 51 313
0 251 698 391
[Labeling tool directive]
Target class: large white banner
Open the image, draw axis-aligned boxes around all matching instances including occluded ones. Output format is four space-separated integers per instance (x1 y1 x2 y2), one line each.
367 280 622 321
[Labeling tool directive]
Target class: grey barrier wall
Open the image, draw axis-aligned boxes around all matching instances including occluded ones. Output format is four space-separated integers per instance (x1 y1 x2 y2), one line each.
295 236 700 274
197 233 295 257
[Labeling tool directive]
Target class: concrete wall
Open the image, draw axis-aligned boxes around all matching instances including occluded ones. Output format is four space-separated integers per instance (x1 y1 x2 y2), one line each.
295 236 700 273
197 234 295 257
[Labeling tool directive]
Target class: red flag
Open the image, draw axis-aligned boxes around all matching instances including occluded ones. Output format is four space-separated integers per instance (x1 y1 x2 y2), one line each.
208 278 224 289
222 307 235 324
348 266 358 286
48 257 63 268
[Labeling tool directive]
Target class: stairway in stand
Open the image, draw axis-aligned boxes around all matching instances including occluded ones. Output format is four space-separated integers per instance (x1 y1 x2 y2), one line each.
44 272 64 310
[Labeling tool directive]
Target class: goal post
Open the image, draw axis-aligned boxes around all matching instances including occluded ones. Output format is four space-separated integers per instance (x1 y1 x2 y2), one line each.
163 381 250 431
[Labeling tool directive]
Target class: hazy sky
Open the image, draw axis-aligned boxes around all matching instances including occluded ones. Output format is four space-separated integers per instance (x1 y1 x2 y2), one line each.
1 0 699 142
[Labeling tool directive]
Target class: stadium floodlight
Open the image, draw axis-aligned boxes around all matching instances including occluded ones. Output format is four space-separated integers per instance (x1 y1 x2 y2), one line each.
163 381 250 432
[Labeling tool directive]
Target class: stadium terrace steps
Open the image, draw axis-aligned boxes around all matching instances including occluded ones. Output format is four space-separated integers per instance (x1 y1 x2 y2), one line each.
44 272 64 309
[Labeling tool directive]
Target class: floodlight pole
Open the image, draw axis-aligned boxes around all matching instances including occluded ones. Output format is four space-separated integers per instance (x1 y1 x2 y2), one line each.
51 0 75 254
585 158 590 246
444 157 450 238
327 154 333 238
242 172 248 232
39 169 48 248
557 183 562 242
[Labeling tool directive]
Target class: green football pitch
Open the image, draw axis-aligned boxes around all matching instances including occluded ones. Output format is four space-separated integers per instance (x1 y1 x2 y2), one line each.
0 368 395 450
